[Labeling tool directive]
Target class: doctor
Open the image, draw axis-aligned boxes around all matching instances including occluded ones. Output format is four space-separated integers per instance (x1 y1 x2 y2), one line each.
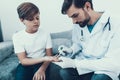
57 0 120 80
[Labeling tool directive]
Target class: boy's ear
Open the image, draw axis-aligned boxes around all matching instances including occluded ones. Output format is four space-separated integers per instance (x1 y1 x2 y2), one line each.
20 18 23 22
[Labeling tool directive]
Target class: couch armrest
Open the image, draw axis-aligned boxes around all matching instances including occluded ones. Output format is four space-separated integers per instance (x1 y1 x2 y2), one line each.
0 41 13 63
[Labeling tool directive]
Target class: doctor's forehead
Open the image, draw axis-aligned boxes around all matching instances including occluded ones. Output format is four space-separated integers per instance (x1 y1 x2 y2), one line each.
66 4 81 18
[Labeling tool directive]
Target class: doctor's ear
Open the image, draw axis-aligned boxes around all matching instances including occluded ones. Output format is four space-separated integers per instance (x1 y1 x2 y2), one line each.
84 2 91 11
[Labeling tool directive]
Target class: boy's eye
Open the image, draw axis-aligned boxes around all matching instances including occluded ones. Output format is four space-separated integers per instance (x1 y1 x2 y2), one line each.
36 17 39 20
27 17 39 21
28 18 34 21
26 16 39 21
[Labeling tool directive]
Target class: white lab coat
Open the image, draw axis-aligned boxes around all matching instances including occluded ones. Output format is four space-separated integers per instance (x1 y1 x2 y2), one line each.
71 12 120 80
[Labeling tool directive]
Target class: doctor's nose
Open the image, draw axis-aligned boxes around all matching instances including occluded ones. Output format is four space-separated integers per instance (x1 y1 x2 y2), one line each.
72 18 77 24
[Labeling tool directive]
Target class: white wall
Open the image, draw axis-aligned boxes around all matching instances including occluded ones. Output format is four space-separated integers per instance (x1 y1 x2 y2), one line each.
0 0 120 41
93 0 120 16
0 0 72 41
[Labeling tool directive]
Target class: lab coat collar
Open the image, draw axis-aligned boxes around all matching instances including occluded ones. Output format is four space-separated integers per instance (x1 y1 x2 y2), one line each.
90 11 111 36
99 11 111 24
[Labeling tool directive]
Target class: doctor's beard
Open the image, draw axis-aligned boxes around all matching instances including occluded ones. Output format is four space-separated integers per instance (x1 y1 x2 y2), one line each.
77 17 90 28
77 9 90 28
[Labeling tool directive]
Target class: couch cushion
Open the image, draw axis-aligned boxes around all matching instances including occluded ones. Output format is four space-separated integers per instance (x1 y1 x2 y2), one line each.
51 30 72 40
52 38 72 55
0 41 13 63
0 54 19 80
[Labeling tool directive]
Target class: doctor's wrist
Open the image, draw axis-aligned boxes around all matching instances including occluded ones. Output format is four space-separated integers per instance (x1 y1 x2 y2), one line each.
67 48 73 54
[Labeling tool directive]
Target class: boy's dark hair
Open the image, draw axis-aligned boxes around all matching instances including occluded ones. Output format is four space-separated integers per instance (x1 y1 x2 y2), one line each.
17 2 39 20
61 0 93 14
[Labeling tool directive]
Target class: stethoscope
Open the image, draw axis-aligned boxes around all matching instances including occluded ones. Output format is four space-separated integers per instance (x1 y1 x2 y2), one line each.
80 17 111 41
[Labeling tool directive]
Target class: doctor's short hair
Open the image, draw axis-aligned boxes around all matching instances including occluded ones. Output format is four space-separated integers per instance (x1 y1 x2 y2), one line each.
61 0 93 14
17 2 39 20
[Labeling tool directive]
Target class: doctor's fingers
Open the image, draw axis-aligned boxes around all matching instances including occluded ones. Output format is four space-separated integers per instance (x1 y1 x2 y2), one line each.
50 55 61 62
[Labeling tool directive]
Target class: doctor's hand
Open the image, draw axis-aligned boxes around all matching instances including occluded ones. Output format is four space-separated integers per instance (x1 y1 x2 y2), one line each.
53 57 76 68
58 45 73 56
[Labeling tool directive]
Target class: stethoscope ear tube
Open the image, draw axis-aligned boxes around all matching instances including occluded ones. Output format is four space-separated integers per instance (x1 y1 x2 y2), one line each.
103 17 111 31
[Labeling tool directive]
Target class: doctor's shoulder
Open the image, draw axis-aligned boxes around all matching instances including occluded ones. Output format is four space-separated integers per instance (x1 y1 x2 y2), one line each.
110 15 120 32
72 24 81 32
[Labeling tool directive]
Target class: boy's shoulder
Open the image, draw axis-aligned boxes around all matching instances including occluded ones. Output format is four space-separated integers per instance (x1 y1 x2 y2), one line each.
13 29 25 38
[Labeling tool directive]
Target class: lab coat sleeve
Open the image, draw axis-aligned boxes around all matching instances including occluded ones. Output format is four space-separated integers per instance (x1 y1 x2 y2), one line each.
75 57 120 80
71 26 82 54
104 24 120 68
75 21 120 74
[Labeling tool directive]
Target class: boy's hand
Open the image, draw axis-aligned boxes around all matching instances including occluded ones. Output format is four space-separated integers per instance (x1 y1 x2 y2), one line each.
43 55 61 62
